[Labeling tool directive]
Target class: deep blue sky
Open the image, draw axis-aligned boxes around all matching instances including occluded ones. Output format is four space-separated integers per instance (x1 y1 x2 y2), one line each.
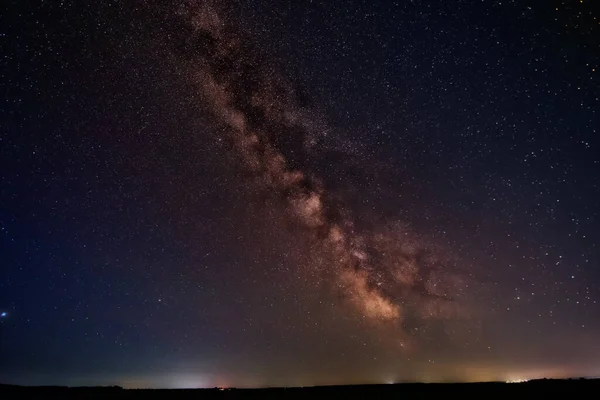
1 0 599 388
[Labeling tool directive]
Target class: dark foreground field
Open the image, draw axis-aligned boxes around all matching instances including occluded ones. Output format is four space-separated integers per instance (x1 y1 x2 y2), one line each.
1 379 598 398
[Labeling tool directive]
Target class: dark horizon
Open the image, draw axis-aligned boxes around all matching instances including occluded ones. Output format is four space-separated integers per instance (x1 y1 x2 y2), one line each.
5 380 600 400
2 376 600 388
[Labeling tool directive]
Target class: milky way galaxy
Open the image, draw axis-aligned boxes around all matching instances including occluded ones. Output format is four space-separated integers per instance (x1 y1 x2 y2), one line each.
170 1 474 348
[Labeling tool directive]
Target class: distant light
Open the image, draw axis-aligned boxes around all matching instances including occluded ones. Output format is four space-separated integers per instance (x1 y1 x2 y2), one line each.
506 378 528 383
0 312 7 318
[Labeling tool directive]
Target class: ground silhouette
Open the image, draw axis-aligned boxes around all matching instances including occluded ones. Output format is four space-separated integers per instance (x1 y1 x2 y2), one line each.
1 378 599 398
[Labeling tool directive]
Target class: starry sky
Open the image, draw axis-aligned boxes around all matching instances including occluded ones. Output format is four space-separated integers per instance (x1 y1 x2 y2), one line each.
1 0 599 389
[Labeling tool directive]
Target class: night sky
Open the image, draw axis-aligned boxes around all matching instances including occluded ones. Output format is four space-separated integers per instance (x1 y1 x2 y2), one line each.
2 0 599 389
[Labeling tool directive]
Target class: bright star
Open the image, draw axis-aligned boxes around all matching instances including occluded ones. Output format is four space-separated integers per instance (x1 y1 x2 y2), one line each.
0 312 7 318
